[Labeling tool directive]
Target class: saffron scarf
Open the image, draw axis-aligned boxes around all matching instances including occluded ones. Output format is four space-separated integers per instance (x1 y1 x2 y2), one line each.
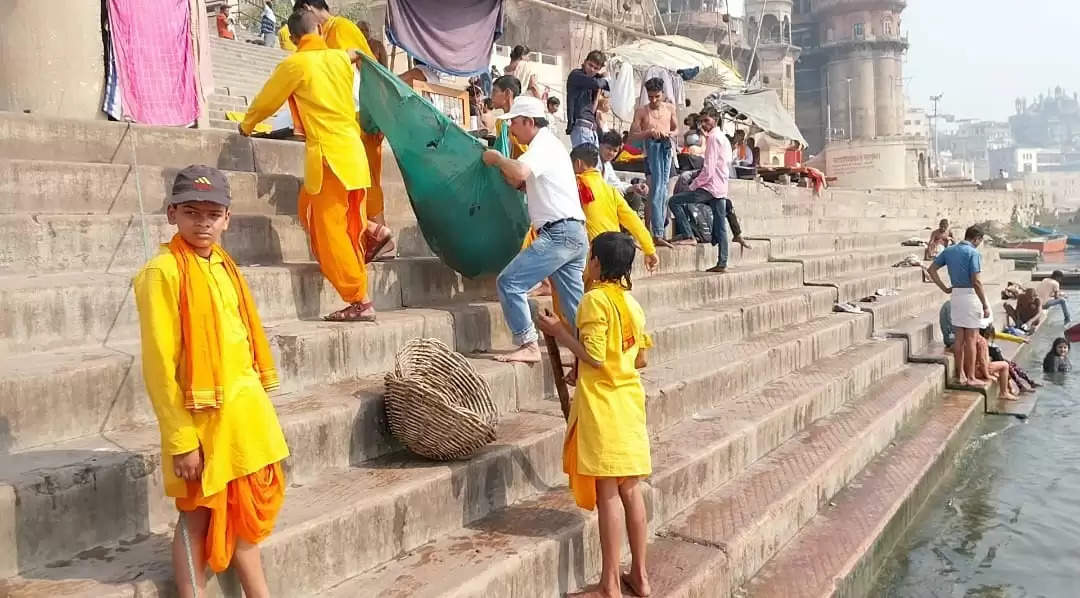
576 171 597 205
169 235 279 410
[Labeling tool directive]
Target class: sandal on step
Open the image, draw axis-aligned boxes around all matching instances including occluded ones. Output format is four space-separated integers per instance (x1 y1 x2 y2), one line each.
323 302 376 322
363 224 395 263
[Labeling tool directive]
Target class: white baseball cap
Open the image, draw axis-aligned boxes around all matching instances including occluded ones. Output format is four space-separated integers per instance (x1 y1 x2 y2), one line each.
497 96 546 121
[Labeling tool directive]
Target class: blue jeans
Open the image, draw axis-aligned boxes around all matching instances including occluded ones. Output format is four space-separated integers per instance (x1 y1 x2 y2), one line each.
644 139 673 238
1044 298 1072 323
669 190 729 268
497 219 588 346
570 124 599 148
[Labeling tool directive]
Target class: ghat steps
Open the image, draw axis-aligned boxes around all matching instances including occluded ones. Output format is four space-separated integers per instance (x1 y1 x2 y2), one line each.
0 110 1029 597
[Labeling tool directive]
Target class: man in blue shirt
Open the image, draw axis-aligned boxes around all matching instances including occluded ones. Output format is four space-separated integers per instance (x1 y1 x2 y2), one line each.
927 225 989 387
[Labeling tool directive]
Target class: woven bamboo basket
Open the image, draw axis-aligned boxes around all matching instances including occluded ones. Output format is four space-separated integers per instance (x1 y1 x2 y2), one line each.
384 338 499 460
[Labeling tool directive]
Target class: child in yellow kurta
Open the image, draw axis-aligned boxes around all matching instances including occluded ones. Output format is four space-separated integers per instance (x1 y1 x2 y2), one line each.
295 0 394 261
537 232 652 598
570 143 660 272
241 11 377 321
133 165 289 598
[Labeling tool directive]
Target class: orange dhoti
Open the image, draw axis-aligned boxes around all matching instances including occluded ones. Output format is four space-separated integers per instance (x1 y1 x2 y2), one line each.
176 462 285 573
361 131 384 221
298 162 370 304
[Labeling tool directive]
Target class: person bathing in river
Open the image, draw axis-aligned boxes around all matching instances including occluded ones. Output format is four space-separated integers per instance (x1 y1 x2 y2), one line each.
975 325 1019 401
1044 337 1072 373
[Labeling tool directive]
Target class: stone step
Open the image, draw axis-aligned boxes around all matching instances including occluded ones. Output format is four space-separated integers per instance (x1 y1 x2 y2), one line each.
637 363 945 597
314 345 929 598
207 93 248 108
756 230 922 258
785 246 919 281
0 152 405 216
0 241 761 355
0 321 896 595
0 111 305 176
0 261 807 451
0 159 301 215
815 265 929 304
738 390 982 598
0 213 311 274
0 288 841 574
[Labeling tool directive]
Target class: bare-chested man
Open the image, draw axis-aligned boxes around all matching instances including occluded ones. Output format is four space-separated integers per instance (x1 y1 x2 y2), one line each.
630 77 678 248
925 218 955 259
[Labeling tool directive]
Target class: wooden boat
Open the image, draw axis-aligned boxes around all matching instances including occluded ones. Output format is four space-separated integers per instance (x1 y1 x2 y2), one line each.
1007 235 1068 253
1030 226 1080 246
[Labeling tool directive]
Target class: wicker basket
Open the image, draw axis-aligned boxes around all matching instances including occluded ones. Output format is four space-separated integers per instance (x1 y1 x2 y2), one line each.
384 338 499 460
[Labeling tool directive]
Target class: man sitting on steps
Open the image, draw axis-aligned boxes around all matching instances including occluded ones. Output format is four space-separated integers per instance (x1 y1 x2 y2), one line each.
482 96 589 364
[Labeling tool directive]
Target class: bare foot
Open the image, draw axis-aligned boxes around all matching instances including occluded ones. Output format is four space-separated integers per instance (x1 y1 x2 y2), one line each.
967 379 989 388
733 236 752 250
529 280 553 297
494 343 542 364
622 571 652 597
654 237 674 249
956 377 969 386
567 589 619 598
999 393 1020 401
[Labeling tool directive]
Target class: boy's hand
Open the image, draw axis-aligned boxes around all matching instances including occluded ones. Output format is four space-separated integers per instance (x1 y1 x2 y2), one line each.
633 181 649 195
536 309 562 337
174 447 203 481
482 149 502 166
644 253 659 272
237 123 249 137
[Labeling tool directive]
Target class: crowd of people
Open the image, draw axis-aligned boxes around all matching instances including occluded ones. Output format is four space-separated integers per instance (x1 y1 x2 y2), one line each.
928 225 1073 400
148 5 720 596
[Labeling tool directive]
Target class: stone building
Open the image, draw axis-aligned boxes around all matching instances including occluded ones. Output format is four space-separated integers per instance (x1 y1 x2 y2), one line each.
792 0 908 152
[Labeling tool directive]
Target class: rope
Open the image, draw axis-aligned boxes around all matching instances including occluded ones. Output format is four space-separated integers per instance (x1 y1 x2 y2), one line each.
126 122 154 262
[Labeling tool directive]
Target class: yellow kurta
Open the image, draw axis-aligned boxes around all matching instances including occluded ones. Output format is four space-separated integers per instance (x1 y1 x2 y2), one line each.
578 169 656 255
278 25 296 52
241 34 369 194
319 16 387 220
134 249 289 499
496 119 529 159
564 285 652 509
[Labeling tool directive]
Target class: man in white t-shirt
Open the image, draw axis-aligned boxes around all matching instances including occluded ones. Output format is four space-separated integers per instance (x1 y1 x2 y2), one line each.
483 96 589 363
1037 270 1072 324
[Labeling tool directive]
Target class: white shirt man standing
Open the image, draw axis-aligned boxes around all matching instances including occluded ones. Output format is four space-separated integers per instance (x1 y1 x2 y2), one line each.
482 96 589 363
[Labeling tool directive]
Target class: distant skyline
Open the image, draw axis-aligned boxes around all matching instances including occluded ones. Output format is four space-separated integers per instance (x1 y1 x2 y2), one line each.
903 0 1080 122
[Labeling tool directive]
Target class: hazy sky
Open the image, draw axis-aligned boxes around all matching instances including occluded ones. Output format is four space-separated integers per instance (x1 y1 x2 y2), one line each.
904 0 1080 122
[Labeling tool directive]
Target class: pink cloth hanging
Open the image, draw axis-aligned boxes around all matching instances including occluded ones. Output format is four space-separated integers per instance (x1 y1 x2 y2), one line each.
108 0 199 126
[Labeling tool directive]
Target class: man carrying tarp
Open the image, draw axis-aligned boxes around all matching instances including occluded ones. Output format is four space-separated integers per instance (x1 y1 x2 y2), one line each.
294 0 395 262
241 11 378 322
483 96 589 364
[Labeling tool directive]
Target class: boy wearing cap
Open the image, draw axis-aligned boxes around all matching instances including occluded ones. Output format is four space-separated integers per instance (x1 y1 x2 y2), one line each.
240 10 377 321
482 96 589 363
133 165 289 598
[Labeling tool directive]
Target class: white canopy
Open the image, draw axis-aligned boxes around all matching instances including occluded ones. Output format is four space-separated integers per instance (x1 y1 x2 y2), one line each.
607 35 744 88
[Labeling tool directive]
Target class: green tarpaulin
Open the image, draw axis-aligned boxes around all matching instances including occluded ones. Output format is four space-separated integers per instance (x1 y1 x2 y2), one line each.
356 56 530 278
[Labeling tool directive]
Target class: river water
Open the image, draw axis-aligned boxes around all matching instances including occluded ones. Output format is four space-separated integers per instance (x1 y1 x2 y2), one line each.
876 250 1080 598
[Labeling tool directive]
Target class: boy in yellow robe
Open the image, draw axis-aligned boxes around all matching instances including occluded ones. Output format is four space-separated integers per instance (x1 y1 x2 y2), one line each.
570 143 659 272
294 0 395 262
241 11 377 321
537 232 652 598
277 23 297 51
134 165 290 598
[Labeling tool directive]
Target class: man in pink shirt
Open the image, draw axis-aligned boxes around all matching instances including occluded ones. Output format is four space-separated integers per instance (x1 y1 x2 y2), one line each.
668 108 748 273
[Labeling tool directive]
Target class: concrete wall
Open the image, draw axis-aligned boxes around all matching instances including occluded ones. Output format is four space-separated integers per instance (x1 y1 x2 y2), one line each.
824 139 908 188
0 0 105 120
